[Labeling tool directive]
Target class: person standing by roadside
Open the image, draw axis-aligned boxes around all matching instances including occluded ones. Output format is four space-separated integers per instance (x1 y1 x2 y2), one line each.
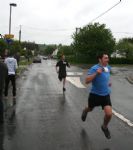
56 54 70 92
4 52 18 99
0 59 8 123
81 53 112 139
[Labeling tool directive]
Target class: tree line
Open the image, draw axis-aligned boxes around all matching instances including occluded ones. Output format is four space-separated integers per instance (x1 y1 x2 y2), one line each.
0 40 39 59
1 22 133 64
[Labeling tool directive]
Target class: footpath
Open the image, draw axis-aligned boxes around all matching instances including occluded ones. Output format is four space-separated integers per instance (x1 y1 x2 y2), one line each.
126 75 133 84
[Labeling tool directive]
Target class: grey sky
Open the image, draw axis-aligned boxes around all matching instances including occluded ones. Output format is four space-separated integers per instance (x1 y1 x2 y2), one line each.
0 0 133 45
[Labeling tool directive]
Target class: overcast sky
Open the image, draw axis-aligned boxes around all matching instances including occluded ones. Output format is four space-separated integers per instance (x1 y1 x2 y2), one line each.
0 0 133 45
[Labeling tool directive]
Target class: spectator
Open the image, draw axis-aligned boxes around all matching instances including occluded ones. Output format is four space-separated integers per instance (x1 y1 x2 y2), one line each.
0 59 8 123
4 52 18 99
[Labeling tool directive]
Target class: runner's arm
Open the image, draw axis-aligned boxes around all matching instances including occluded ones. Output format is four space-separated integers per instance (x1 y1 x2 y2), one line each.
85 73 97 84
55 62 59 73
108 69 112 87
85 68 102 84
66 61 70 68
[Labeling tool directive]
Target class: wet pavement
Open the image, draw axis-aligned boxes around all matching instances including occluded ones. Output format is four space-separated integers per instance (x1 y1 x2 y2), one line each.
1 60 133 150
111 66 133 122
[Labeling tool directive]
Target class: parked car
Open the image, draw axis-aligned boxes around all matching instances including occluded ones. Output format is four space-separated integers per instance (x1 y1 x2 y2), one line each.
43 56 48 60
33 56 41 63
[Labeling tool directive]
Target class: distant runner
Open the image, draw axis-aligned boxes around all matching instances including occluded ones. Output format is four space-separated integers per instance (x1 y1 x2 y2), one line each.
56 54 70 92
81 53 112 139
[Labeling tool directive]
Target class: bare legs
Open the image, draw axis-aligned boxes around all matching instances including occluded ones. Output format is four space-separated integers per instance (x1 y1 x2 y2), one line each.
82 105 112 129
63 78 66 89
103 106 112 128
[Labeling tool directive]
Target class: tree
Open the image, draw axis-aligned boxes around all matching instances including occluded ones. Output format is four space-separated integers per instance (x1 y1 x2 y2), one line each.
57 45 73 57
9 40 21 55
0 39 7 57
116 38 133 59
44 45 57 55
72 23 115 58
38 44 46 55
21 41 39 56
0 39 22 58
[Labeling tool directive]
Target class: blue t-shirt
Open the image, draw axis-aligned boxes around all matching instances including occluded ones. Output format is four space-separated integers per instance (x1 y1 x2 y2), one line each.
88 64 111 96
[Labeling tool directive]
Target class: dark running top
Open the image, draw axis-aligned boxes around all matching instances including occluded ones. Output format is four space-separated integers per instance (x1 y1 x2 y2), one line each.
56 60 70 75
0 62 8 91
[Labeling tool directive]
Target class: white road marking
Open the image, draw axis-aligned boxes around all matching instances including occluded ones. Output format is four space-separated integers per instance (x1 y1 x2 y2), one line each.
112 109 133 127
67 77 85 88
67 72 83 76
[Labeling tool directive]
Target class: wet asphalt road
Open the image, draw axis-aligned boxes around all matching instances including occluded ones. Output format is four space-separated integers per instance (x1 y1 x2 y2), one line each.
1 59 133 150
111 67 133 122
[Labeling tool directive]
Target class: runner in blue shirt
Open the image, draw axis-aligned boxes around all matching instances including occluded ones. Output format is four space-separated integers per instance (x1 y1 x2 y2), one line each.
81 53 112 139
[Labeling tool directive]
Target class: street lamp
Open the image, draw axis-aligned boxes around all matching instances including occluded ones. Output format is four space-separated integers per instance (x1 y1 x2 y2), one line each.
9 3 17 35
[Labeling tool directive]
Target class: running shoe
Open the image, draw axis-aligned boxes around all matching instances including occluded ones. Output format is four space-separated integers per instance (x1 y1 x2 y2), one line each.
101 125 111 139
81 109 88 121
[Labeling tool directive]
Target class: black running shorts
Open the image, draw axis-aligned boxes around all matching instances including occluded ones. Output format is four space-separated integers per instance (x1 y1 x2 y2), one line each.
88 93 112 109
58 73 66 81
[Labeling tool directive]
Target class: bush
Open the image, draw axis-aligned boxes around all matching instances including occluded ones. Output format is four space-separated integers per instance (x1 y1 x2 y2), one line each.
110 58 133 64
66 54 97 64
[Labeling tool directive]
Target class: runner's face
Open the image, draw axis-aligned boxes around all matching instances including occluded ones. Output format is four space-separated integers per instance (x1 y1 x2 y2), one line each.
62 55 65 60
100 54 109 66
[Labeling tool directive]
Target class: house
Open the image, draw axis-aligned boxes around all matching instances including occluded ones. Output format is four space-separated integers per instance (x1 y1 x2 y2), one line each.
111 50 126 58
52 48 59 58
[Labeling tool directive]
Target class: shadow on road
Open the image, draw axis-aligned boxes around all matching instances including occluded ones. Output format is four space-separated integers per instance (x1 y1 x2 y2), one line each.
0 125 4 150
80 129 93 150
80 129 111 150
59 93 66 106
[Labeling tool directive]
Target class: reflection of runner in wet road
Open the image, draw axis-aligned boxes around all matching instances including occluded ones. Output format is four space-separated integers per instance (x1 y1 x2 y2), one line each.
81 53 112 139
56 54 70 92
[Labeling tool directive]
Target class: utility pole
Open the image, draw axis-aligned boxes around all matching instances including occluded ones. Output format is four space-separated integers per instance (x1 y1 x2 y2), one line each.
75 27 81 45
75 27 81 62
19 25 21 43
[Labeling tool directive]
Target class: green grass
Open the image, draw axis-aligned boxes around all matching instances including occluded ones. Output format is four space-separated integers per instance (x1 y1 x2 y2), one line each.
16 59 33 75
19 59 33 66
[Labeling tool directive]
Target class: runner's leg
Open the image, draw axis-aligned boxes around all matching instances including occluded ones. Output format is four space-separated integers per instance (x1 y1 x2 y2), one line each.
4 75 10 97
63 78 66 91
103 105 112 128
63 78 66 88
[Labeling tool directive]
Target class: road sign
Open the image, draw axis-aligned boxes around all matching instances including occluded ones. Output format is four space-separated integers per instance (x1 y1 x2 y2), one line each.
5 38 13 44
4 34 14 39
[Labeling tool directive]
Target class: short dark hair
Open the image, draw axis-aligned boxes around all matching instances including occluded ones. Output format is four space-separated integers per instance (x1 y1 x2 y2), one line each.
8 51 14 57
97 53 108 59
60 54 64 58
